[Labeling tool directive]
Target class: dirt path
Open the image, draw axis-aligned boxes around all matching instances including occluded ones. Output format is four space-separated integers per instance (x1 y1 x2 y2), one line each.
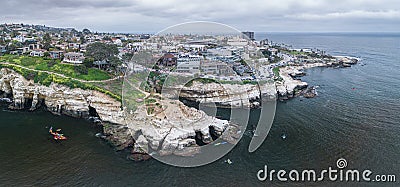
0 62 123 83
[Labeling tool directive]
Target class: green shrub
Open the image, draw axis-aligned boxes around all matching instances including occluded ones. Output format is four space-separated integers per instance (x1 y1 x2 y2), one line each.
272 67 280 77
74 65 89 75
47 60 57 67
20 56 39 66
145 98 157 104
1 55 111 81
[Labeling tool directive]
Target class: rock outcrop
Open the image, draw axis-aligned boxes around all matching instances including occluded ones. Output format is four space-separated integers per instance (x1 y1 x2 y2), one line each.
175 56 358 104
276 66 310 99
122 98 240 157
171 81 276 109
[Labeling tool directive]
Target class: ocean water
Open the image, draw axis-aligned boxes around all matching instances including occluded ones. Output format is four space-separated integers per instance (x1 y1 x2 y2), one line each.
1 33 399 186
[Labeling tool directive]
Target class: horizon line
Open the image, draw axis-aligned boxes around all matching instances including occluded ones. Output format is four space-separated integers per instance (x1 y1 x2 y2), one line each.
2 22 399 34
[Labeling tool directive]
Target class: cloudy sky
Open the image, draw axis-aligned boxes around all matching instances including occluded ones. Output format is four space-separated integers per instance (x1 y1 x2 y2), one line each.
1 0 399 33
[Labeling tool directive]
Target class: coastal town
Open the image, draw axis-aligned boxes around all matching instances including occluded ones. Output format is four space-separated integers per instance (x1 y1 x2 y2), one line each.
0 23 358 160
0 23 356 84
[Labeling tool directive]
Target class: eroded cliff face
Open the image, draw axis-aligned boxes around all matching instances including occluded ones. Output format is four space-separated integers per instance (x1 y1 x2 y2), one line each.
0 68 124 124
176 64 332 104
173 81 277 109
276 66 309 99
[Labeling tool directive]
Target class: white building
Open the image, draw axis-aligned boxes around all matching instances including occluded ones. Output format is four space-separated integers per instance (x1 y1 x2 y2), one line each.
201 61 233 75
177 55 203 65
227 37 248 46
30 50 45 57
176 61 200 74
113 39 123 46
207 48 232 56
13 35 25 43
176 55 203 74
63 52 85 64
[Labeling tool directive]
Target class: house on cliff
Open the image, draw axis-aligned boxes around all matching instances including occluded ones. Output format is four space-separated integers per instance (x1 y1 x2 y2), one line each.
63 52 85 64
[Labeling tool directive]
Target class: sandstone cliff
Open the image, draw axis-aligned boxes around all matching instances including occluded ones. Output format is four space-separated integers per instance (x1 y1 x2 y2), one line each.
171 81 277 109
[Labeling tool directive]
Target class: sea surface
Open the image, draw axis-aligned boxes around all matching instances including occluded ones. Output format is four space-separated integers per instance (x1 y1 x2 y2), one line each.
1 33 399 186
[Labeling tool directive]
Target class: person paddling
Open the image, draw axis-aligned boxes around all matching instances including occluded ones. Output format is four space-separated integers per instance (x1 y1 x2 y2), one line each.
49 126 67 140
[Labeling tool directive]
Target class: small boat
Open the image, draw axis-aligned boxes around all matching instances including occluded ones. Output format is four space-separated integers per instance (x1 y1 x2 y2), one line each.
281 133 287 140
95 133 107 139
214 141 228 146
149 152 156 156
252 130 259 137
49 127 67 140
53 135 67 140
225 159 233 165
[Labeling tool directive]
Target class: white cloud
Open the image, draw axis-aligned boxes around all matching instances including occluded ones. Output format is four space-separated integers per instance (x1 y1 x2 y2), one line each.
0 0 399 32
287 10 400 20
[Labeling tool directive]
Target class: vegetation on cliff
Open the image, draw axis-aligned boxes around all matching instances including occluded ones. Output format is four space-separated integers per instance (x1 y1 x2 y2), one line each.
0 55 111 80
0 62 122 102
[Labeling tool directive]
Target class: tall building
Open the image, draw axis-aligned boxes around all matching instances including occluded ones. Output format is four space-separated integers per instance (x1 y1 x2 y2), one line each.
242 31 254 40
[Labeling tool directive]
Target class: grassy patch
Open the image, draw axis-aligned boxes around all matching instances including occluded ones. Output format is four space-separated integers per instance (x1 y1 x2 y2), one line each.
128 72 148 86
0 54 111 81
0 63 121 102
145 98 157 104
272 67 283 81
272 67 280 77
122 82 146 112
78 68 111 80
0 55 51 68
92 79 123 96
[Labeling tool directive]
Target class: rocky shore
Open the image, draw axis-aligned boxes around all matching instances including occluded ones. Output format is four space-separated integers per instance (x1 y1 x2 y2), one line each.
0 56 357 161
177 57 358 106
275 64 323 100
276 56 358 100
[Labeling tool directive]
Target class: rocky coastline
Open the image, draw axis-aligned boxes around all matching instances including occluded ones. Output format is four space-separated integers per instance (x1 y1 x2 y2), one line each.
0 56 357 161
178 56 358 106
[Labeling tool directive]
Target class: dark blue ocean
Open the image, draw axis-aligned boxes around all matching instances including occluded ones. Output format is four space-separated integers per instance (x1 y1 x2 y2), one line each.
1 33 399 186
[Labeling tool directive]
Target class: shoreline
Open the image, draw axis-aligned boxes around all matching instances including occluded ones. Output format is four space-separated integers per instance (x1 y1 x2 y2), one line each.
178 56 359 106
0 55 358 161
